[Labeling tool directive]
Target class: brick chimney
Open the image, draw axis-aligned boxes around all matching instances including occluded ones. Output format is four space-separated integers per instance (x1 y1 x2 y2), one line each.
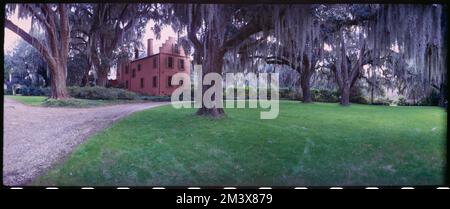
147 38 153 56
134 48 139 59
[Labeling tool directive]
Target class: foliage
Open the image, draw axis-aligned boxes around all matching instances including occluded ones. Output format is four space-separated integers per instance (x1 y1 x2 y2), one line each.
70 4 159 85
371 98 392 106
19 86 51 96
5 4 72 99
4 40 48 88
418 90 440 106
140 95 171 102
311 88 339 103
349 86 369 104
397 90 440 106
41 98 138 108
67 86 139 100
397 97 409 106
4 88 13 95
67 53 89 86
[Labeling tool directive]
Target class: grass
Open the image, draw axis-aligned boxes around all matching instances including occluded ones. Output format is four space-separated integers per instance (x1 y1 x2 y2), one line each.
41 98 141 108
5 95 47 106
5 95 143 108
34 101 446 186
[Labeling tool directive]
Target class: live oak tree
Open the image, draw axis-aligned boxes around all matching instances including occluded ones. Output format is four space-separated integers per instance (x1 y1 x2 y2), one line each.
70 3 155 86
5 4 71 99
229 5 334 104
374 4 446 106
319 4 445 106
171 4 276 117
5 39 49 88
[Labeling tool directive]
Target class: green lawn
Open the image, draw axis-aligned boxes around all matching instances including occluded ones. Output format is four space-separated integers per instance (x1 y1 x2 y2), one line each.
5 95 47 106
34 101 446 186
5 95 141 108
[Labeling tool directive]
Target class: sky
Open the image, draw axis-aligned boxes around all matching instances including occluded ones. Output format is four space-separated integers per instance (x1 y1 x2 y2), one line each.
4 15 178 55
4 12 32 54
142 19 179 55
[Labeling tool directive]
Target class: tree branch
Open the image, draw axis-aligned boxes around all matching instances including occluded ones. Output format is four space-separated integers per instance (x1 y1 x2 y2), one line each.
221 18 265 53
4 18 54 67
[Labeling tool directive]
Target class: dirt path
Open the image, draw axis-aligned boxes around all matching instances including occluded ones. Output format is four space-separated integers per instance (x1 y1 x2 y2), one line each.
3 98 170 186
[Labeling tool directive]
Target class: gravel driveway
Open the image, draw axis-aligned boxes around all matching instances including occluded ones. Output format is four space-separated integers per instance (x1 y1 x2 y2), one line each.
3 98 169 186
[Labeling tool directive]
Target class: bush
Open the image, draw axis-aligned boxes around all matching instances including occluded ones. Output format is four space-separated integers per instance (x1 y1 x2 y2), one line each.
418 90 440 106
42 98 97 107
67 86 139 100
140 95 171 102
371 98 392 106
311 88 339 103
350 95 369 104
349 87 369 104
397 91 439 106
19 86 50 96
222 87 281 100
41 98 127 108
4 88 13 95
278 88 292 99
397 97 409 106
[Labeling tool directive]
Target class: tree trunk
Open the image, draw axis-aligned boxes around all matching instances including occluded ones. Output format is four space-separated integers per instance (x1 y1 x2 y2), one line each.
49 62 69 99
196 78 225 118
195 56 225 118
300 73 312 103
81 60 92 87
340 85 351 106
81 73 89 87
195 33 225 118
370 86 374 104
299 55 313 103
4 5 70 100
438 83 446 107
96 67 109 87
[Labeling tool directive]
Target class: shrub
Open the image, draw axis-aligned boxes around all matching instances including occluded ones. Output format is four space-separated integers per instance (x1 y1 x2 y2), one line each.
279 88 292 99
116 89 139 100
4 88 13 95
67 86 139 100
140 95 171 102
397 91 440 106
418 90 440 106
350 95 369 104
349 87 369 104
397 97 411 106
42 98 111 107
311 88 339 103
19 86 50 96
371 98 392 106
222 87 281 100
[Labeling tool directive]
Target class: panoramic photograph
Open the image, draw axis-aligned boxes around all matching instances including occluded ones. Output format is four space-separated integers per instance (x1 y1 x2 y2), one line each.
2 3 447 188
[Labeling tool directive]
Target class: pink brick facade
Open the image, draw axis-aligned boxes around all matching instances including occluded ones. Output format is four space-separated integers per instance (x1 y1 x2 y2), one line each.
117 37 190 96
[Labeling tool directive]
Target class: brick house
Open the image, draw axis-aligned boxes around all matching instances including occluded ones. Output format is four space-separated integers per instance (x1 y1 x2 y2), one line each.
117 37 190 96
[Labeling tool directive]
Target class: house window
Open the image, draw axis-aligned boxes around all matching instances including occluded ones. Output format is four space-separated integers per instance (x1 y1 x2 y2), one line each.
125 66 129 74
153 76 157 88
179 59 184 70
140 78 144 88
153 57 157 68
172 44 180 54
137 64 141 71
168 76 172 87
126 80 129 89
132 69 136 78
168 57 173 68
